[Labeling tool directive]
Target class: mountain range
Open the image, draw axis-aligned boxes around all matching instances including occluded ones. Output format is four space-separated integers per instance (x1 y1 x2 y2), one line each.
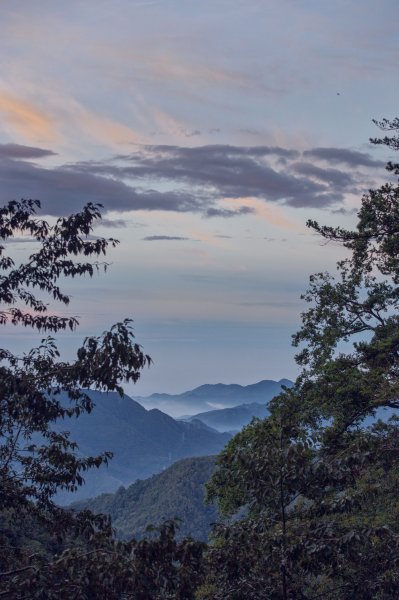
54 380 293 503
53 390 230 503
135 378 293 417
182 402 271 432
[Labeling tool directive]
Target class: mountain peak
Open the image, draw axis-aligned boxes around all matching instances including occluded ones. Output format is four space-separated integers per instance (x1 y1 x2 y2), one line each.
135 378 293 418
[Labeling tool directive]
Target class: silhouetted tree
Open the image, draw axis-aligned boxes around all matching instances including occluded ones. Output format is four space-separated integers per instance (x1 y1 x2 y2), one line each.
204 121 399 599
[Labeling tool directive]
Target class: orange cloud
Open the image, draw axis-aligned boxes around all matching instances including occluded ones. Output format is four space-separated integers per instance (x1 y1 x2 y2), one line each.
150 107 189 137
53 97 144 151
221 197 305 232
148 53 248 88
0 90 56 144
78 110 142 148
0 88 143 154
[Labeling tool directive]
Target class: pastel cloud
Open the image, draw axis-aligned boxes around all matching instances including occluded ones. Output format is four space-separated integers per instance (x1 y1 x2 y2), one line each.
72 102 143 148
0 84 145 157
143 53 250 89
0 91 56 143
223 197 303 232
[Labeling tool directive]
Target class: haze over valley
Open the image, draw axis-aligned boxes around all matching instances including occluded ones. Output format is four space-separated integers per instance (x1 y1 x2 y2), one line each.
54 378 291 503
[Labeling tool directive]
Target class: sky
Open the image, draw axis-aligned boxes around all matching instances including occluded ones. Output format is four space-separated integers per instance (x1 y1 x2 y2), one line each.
0 0 398 396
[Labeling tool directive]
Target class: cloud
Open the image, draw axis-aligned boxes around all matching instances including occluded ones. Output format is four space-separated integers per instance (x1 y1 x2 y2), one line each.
291 162 356 189
184 129 201 138
0 91 57 143
206 206 254 218
4 236 38 245
94 218 129 228
0 150 207 215
0 141 382 217
131 52 252 91
105 144 352 208
238 300 300 307
222 198 304 232
0 143 56 159
331 207 358 215
302 147 384 168
142 235 197 241
94 218 149 229
73 102 142 147
239 128 261 136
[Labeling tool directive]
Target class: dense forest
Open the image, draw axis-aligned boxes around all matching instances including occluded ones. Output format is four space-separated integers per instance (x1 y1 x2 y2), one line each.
73 456 218 542
1 119 399 598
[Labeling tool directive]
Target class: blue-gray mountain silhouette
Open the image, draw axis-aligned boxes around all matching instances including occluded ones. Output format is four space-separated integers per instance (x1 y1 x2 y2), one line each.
54 390 230 503
135 378 293 417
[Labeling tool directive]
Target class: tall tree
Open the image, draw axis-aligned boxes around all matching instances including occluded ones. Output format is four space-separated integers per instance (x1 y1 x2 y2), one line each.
204 121 399 599
0 200 152 589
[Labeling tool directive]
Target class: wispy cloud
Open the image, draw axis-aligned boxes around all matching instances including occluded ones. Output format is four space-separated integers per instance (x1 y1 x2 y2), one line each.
142 235 197 241
94 218 129 228
142 53 251 89
291 162 356 189
206 206 254 218
0 91 57 143
0 143 56 159
302 147 384 168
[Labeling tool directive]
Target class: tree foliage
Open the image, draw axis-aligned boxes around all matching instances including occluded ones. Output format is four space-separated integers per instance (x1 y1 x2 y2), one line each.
3 519 205 600
0 200 205 599
0 201 150 513
204 120 399 599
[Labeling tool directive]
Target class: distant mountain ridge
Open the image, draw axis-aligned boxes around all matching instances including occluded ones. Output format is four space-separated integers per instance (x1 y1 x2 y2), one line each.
53 390 230 503
182 402 270 432
135 378 293 417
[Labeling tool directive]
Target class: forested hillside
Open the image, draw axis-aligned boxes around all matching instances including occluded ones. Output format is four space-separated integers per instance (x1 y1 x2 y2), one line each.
74 456 218 541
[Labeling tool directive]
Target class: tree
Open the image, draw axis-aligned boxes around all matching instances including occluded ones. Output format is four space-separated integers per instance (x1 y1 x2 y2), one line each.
0 199 152 511
0 200 207 599
204 120 399 599
0 200 151 590
5 519 206 600
204 413 399 599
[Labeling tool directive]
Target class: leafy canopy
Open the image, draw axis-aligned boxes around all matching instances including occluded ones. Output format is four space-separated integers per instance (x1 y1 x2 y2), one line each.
204 120 399 600
0 200 151 514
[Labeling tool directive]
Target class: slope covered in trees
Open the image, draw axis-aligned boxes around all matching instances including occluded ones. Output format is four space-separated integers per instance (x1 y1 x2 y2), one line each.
74 456 218 541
